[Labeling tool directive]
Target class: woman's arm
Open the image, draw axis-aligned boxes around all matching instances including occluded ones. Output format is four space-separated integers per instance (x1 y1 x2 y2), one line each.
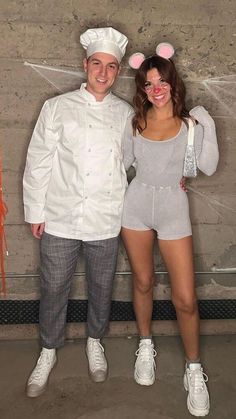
190 106 219 176
122 114 136 171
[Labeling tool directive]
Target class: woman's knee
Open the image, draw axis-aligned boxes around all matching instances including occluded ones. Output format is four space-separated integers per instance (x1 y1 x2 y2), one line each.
133 273 155 294
172 293 198 315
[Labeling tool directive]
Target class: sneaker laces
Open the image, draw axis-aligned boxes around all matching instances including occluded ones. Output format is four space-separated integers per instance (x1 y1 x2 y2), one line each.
89 340 106 369
29 350 55 382
189 368 208 394
135 342 157 367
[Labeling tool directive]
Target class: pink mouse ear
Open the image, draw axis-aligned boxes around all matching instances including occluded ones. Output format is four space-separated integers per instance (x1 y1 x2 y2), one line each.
156 43 174 59
128 53 146 69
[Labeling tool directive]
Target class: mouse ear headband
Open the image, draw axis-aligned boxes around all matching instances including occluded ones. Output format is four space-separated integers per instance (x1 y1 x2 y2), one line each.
128 42 174 69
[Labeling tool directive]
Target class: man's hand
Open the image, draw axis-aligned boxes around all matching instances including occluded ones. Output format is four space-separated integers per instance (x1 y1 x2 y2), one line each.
180 176 188 192
31 223 45 239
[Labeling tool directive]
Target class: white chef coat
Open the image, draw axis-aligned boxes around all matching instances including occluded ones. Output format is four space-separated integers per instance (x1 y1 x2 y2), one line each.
23 83 133 241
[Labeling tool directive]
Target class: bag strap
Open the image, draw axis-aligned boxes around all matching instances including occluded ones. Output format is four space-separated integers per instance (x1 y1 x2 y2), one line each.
187 118 195 146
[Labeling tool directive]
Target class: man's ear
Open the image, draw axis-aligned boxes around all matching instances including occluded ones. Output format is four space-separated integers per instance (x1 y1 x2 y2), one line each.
117 64 121 75
83 58 88 72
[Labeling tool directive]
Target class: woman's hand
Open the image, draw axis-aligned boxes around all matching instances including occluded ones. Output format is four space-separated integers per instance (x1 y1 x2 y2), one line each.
180 176 188 192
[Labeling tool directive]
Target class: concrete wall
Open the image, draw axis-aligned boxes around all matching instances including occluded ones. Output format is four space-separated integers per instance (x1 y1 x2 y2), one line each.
1 0 236 303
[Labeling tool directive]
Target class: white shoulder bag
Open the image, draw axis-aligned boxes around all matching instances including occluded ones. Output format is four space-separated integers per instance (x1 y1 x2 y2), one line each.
183 118 197 177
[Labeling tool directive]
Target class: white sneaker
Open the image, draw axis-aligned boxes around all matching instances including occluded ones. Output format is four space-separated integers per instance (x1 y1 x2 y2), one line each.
184 363 210 417
26 348 57 397
134 339 157 386
86 337 108 382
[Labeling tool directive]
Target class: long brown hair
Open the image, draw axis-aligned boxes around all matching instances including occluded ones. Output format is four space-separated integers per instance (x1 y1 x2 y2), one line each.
132 55 190 134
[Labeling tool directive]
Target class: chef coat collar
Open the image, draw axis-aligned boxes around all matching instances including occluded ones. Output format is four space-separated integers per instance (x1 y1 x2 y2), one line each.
80 82 113 104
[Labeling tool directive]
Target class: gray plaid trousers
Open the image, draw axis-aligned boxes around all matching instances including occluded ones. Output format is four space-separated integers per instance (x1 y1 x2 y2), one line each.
39 232 119 348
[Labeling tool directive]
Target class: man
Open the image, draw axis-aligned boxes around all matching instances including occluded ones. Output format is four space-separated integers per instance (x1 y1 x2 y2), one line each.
23 27 133 397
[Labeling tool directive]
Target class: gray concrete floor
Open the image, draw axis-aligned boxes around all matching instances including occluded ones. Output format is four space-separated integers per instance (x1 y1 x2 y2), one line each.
0 335 235 419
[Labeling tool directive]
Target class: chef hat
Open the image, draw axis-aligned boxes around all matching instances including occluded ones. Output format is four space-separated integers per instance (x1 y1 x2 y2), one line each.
80 27 128 63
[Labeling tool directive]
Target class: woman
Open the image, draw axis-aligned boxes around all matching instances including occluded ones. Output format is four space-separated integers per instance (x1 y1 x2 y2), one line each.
122 46 219 417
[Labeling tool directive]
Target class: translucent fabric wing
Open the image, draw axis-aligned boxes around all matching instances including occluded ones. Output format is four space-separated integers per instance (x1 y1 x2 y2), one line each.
24 62 236 118
200 75 236 119
24 62 86 92
24 61 135 101
24 62 236 217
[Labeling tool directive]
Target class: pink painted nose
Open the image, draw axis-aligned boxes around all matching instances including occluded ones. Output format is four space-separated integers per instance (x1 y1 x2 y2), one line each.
153 86 162 94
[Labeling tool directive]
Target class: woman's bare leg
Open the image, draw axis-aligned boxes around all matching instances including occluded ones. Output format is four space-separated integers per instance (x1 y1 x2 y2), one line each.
122 227 157 386
121 228 156 336
158 236 200 360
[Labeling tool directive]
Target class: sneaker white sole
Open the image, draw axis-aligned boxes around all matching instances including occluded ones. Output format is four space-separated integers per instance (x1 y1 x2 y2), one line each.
88 369 107 383
134 371 155 386
26 357 57 398
184 375 210 417
26 382 48 398
85 349 107 383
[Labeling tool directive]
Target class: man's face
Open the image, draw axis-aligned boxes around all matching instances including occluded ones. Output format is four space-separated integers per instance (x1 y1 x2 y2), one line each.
83 52 120 101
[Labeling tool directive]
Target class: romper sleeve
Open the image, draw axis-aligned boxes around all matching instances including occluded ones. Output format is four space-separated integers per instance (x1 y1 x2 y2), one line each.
122 113 136 171
190 106 219 176
23 100 59 223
